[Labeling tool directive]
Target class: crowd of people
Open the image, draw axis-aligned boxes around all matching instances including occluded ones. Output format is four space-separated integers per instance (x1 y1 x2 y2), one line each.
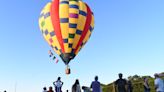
42 76 101 92
114 73 164 92
42 73 164 92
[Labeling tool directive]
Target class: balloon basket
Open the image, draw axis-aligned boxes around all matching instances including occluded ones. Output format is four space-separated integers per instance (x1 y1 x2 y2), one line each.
65 66 71 75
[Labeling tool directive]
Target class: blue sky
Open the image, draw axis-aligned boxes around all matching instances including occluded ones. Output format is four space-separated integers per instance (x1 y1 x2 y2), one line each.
0 0 164 92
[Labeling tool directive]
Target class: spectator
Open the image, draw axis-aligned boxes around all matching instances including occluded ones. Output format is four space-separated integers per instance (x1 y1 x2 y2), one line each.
53 77 63 92
82 86 90 92
154 73 164 92
72 79 81 92
43 87 47 92
48 86 54 92
127 80 133 92
115 73 127 92
90 76 102 92
143 78 150 92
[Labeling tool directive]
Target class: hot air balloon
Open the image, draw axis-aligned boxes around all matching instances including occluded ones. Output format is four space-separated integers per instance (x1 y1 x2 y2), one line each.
39 0 94 74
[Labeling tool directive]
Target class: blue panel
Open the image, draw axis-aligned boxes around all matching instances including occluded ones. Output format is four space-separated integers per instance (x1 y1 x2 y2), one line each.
69 5 79 9
44 12 50 19
69 23 77 28
60 18 69 23
69 44 73 48
79 10 87 16
89 26 94 32
60 1 69 4
50 31 55 37
76 30 82 35
44 30 49 35
63 39 68 43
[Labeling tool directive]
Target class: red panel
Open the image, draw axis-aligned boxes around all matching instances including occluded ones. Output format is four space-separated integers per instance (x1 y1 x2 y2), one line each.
74 4 92 53
50 0 65 53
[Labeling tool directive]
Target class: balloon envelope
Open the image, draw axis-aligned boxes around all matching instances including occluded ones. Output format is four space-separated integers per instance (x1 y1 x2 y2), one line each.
39 0 94 65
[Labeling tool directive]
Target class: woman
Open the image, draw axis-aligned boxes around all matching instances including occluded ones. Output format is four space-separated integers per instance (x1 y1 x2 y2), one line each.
143 78 150 92
72 79 81 92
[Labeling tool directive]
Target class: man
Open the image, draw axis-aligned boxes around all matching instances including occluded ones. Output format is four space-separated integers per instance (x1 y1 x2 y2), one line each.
154 73 164 92
115 73 127 92
90 76 102 92
53 77 63 92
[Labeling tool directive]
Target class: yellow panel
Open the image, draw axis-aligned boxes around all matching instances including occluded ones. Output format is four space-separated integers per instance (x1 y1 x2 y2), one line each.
69 18 78 23
69 8 79 14
69 28 76 33
39 19 44 30
76 15 86 30
60 5 69 18
79 1 87 11
69 1 78 5
43 3 51 13
59 0 69 18
64 43 70 53
60 23 69 38
72 35 81 48
68 39 74 43
91 15 95 29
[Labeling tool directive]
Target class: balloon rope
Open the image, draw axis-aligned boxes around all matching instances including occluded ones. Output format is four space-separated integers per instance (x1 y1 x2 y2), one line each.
66 65 70 68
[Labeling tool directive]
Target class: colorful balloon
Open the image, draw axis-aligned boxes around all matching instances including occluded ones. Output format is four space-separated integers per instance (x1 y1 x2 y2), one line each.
39 0 94 66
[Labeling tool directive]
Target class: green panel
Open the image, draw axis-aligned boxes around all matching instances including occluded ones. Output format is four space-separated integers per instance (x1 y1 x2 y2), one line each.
69 34 75 38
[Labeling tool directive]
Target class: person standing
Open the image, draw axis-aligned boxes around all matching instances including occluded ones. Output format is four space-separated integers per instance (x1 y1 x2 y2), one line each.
127 80 133 92
154 73 164 92
90 76 102 92
82 86 90 92
72 79 81 92
48 86 54 92
53 77 64 92
143 78 150 92
43 87 47 92
115 73 127 92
